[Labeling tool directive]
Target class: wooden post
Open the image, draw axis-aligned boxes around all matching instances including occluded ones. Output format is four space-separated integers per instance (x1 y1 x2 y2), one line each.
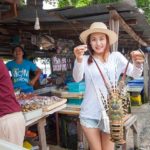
37 117 47 150
4 0 19 3
144 53 149 103
148 53 150 101
132 121 138 149
109 10 119 51
55 113 60 145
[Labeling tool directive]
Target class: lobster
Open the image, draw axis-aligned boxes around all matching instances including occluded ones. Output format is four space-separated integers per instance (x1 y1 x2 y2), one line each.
91 54 131 145
108 80 129 144
108 60 130 145
108 49 145 144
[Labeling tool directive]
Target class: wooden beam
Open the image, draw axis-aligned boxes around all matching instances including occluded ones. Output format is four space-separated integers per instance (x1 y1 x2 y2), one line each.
0 18 137 32
119 31 144 37
0 28 9 34
109 10 148 46
4 0 19 4
0 22 81 29
0 2 17 20
125 19 137 25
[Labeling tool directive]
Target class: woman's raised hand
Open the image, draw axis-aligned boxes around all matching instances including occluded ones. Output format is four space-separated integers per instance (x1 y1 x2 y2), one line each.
130 50 145 68
74 45 87 62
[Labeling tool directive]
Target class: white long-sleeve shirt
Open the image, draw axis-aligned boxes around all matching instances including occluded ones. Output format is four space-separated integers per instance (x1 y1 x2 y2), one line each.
73 51 143 120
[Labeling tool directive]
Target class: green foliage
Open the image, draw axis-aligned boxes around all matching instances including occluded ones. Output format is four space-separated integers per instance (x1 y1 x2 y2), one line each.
136 0 150 23
58 0 92 8
19 0 26 6
92 0 120 3
58 0 120 8
76 0 92 7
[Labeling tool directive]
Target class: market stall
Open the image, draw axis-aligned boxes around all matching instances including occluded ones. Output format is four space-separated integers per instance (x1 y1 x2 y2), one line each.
16 93 67 150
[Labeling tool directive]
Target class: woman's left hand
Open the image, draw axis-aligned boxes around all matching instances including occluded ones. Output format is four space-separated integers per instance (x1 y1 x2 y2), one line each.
130 50 145 67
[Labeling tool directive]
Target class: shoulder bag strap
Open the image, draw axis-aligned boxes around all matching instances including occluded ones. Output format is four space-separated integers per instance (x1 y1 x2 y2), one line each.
87 67 110 133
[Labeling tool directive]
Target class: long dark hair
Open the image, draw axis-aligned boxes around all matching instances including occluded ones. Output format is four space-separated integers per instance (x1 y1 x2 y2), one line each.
87 34 111 64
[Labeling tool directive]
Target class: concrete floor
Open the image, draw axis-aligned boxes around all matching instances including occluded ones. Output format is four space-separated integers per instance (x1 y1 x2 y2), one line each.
127 103 150 150
49 145 67 150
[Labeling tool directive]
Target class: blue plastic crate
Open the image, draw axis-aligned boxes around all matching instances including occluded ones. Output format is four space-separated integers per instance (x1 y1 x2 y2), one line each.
127 78 144 93
127 79 144 87
128 78 144 84
67 82 85 92
67 98 83 105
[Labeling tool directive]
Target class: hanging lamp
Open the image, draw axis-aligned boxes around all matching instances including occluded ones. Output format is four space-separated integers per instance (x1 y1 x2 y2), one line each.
34 0 40 30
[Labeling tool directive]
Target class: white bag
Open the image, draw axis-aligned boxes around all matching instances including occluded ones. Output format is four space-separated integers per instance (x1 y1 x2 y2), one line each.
99 110 110 134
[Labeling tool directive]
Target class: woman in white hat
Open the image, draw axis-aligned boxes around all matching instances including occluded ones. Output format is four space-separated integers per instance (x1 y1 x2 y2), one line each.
73 22 144 150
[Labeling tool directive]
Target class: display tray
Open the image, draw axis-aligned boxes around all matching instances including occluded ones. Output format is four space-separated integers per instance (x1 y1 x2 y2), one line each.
23 108 42 121
42 99 67 112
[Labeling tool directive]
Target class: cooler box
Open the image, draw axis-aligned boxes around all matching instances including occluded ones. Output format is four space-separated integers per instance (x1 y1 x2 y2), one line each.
67 82 85 92
67 98 83 105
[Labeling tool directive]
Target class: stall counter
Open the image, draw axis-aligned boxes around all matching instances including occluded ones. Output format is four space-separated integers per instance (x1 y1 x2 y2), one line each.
25 104 66 150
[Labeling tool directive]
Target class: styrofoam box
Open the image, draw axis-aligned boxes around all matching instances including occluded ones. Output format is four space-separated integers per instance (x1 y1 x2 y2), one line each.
0 139 27 150
23 108 42 121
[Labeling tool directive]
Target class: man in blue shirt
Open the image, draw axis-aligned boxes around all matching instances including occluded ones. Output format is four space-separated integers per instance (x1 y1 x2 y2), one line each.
6 45 42 93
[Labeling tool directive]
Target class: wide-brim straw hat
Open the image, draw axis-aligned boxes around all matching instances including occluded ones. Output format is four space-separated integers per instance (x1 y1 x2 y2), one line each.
80 22 118 45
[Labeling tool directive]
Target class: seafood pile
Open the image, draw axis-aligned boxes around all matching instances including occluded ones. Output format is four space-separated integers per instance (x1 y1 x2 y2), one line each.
17 94 67 112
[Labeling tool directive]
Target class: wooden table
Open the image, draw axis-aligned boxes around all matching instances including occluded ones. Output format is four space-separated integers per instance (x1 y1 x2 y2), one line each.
51 89 84 99
25 104 66 150
33 86 56 95
119 114 138 150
